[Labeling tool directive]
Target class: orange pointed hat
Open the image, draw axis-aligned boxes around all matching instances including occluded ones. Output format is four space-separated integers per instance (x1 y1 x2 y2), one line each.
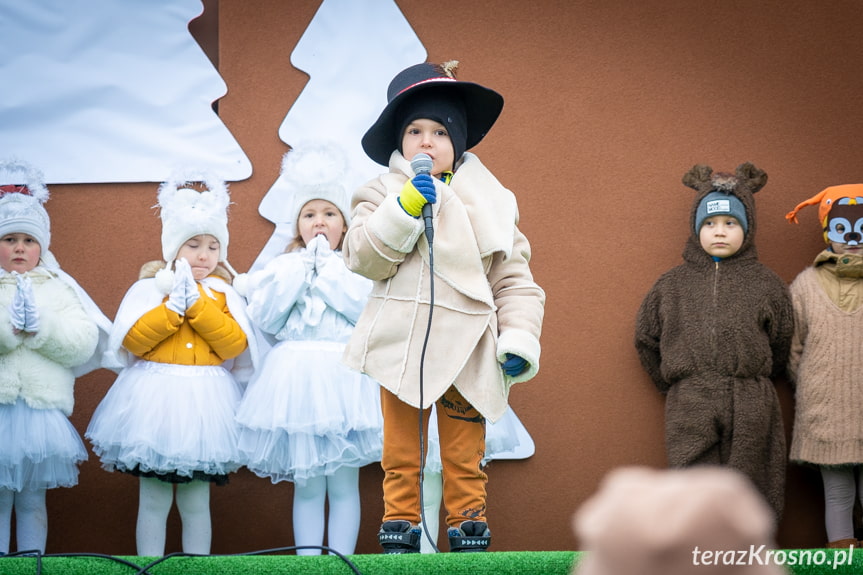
786 184 863 226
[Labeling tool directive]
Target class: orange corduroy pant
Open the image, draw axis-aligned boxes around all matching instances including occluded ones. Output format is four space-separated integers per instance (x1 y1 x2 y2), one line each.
380 385 488 528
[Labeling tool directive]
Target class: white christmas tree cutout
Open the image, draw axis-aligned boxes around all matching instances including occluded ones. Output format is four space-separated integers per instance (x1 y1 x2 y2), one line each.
0 0 250 184
250 0 426 269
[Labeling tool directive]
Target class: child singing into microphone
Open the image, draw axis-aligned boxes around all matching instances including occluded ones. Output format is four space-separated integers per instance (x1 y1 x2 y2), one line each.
342 60 545 553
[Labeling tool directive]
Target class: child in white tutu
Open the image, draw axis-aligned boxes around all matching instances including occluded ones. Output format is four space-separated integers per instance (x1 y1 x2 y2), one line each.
86 175 260 556
235 143 382 556
0 161 111 555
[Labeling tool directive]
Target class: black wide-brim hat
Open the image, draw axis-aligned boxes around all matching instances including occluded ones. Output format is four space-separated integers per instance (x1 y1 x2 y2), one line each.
361 62 504 166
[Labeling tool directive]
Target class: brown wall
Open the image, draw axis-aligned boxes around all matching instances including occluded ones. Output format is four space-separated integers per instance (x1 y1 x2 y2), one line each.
39 0 863 555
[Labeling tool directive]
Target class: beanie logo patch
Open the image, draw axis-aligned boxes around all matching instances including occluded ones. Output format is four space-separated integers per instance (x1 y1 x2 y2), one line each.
706 199 731 215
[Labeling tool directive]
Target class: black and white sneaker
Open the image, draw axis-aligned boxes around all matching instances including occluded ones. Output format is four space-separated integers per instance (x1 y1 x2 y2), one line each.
378 520 422 554
448 520 491 552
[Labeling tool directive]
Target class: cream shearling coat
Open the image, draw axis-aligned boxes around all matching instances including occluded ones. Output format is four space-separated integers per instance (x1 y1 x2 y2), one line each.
342 152 544 422
0 268 99 415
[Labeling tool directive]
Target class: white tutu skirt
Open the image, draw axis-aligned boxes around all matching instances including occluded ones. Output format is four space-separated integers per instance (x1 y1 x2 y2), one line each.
236 340 382 485
424 405 532 474
0 399 87 491
86 360 244 483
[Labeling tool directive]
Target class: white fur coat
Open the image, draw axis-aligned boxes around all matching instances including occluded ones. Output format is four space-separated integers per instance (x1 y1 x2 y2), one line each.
0 267 101 415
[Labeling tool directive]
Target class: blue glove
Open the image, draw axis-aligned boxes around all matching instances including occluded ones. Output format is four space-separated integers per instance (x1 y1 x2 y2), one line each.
501 353 528 377
412 174 436 202
398 174 436 217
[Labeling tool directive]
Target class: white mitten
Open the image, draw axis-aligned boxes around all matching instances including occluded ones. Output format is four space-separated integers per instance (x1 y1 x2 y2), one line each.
301 235 320 274
311 234 333 272
18 274 39 333
8 274 27 331
178 258 200 309
165 261 188 315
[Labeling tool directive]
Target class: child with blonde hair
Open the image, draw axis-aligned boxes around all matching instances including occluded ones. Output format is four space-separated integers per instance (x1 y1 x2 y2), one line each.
235 143 381 556
87 175 260 556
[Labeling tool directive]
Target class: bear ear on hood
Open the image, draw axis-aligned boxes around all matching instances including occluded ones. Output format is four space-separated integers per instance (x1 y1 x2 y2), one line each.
735 162 768 194
682 164 713 192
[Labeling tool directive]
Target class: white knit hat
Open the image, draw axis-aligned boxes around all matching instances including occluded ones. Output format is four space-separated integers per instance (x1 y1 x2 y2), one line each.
0 160 51 252
157 173 230 265
279 141 351 231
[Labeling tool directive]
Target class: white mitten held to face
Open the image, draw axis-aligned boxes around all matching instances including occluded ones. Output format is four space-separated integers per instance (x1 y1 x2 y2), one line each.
165 260 189 315
179 258 200 309
301 235 321 273
312 233 333 272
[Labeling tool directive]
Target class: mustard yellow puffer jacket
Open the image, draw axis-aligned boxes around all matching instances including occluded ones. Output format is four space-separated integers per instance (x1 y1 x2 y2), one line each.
123 271 247 366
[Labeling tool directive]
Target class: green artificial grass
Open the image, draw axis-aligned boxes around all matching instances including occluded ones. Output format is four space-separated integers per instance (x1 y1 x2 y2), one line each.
0 552 577 575
0 549 859 574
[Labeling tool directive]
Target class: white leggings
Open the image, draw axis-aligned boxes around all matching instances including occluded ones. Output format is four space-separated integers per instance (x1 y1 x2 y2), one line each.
820 465 863 542
136 477 211 556
420 471 443 553
292 466 360 556
0 487 48 554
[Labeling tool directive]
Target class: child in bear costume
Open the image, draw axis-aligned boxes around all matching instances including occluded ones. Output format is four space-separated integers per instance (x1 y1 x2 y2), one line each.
634 163 794 520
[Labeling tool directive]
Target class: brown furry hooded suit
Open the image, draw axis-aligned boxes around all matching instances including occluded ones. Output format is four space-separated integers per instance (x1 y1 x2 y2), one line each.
634 163 794 519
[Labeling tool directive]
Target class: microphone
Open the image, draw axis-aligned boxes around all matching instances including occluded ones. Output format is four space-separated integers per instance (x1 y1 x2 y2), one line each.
411 153 435 243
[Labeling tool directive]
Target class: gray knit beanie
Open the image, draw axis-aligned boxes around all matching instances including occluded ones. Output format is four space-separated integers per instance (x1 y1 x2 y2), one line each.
695 191 748 234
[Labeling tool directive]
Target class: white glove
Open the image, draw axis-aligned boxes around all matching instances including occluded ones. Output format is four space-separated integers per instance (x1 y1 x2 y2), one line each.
9 273 39 333
312 234 333 272
19 274 39 332
8 275 27 331
301 235 320 274
165 261 189 315
179 258 200 309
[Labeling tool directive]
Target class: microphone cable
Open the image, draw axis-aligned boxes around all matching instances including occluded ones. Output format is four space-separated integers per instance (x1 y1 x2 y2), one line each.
416 199 439 554
411 152 440 553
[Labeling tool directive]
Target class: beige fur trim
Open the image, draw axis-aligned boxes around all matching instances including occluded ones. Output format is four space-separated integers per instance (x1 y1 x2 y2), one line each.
138 259 232 283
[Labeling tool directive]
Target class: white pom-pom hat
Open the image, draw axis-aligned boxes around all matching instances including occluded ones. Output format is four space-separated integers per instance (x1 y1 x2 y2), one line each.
280 141 351 230
155 172 236 292
0 160 52 254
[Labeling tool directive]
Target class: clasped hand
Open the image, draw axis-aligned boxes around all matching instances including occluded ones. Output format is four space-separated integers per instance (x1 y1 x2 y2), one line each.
8 272 39 334
302 234 333 274
165 258 200 315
